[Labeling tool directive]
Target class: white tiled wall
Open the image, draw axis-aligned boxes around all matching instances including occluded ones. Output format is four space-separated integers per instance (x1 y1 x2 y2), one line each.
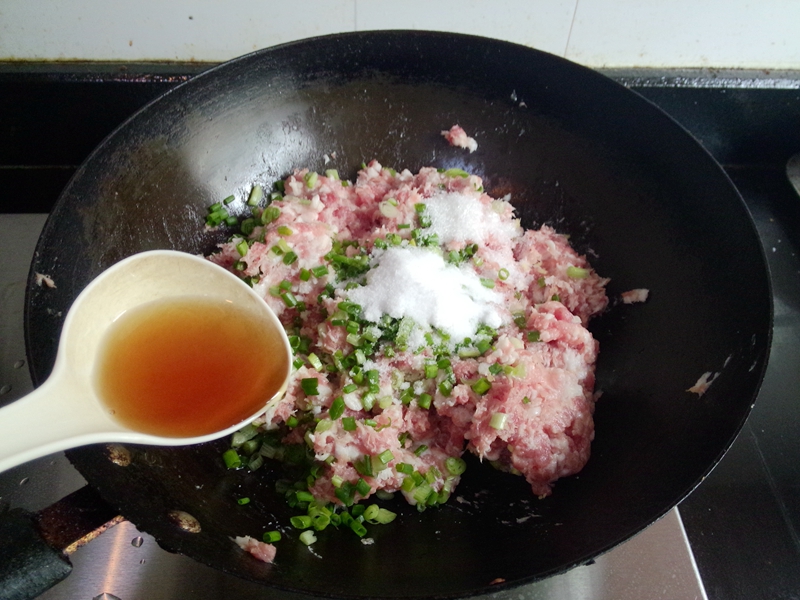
2 0 800 68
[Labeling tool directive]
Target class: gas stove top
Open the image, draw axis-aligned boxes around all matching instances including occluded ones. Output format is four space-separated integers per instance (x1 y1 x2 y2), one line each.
1 64 799 600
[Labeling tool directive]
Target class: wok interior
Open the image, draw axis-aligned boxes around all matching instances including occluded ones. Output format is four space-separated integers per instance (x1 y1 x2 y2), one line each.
27 33 770 598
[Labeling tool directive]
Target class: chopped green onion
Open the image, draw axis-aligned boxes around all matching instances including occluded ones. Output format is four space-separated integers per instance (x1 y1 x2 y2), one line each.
480 277 495 289
223 195 235 205
282 251 298 265
286 416 299 428
527 330 541 342
311 265 329 277
356 478 371 497
378 449 394 464
247 185 264 206
280 292 298 308
566 266 589 279
342 416 357 431
445 456 467 475
299 530 317 545
231 424 259 447
235 239 249 257
329 396 345 420
424 361 438 379
551 294 561 302
222 449 242 469
522 396 531 404
262 531 281 543
308 353 324 371
349 520 367 538
396 462 414 475
291 515 312 529
417 393 432 410
438 379 453 396
301 378 319 396
471 378 492 395
498 268 510 281
237 497 250 505
304 171 318 188
414 444 428 457
490 412 507 430
261 206 281 225
342 383 358 394
325 169 340 180
277 225 293 236
444 168 470 178
488 363 504 375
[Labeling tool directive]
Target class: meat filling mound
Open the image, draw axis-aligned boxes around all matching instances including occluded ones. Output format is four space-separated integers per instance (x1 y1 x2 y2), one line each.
209 160 608 508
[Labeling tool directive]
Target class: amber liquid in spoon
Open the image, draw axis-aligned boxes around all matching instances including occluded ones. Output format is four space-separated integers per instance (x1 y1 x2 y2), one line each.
94 296 288 438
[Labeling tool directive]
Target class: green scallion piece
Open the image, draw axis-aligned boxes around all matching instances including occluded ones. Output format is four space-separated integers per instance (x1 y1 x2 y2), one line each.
235 239 249 257
282 251 298 265
277 225 293 236
417 393 432 410
378 449 394 464
326 397 344 421
342 383 358 394
342 416 357 431
356 478 371 497
307 353 324 371
424 362 438 379
498 268 510 281
301 378 319 396
304 171 318 188
566 265 589 279
247 185 264 206
237 497 250 505
286 416 299 428
299 530 317 545
551 294 561 302
414 444 428 457
438 379 453 397
490 412 507 430
350 520 367 537
291 515 312 529
223 195 235 205
262 531 281 543
261 205 281 225
325 169 340 180
280 292 298 308
394 464 413 478
445 456 467 475
311 265 329 277
471 378 492 395
480 277 495 289
444 168 470 178
527 330 541 342
222 449 242 469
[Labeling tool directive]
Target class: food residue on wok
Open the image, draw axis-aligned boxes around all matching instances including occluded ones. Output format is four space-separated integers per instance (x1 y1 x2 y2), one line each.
209 159 610 558
441 125 478 153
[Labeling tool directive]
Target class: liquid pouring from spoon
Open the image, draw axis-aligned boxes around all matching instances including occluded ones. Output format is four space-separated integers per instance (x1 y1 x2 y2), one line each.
0 250 292 473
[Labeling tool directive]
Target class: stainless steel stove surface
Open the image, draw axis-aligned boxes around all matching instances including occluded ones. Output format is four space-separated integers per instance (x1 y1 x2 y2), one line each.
1 64 799 600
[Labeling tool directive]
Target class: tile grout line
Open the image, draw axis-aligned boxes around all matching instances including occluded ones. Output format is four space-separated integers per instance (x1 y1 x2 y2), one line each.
563 0 580 58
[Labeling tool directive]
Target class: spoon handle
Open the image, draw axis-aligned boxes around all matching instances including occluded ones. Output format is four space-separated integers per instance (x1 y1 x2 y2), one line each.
0 373 109 473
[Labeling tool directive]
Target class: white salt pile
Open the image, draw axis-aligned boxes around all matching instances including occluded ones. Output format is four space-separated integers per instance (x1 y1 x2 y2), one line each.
346 246 502 342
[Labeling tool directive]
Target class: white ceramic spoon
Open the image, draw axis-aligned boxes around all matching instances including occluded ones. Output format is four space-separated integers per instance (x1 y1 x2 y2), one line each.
0 250 292 473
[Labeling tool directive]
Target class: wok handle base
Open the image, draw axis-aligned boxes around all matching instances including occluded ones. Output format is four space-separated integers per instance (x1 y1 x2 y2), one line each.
0 508 72 600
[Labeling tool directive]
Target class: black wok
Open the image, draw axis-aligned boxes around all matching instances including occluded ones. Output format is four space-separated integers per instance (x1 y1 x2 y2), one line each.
23 31 770 599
